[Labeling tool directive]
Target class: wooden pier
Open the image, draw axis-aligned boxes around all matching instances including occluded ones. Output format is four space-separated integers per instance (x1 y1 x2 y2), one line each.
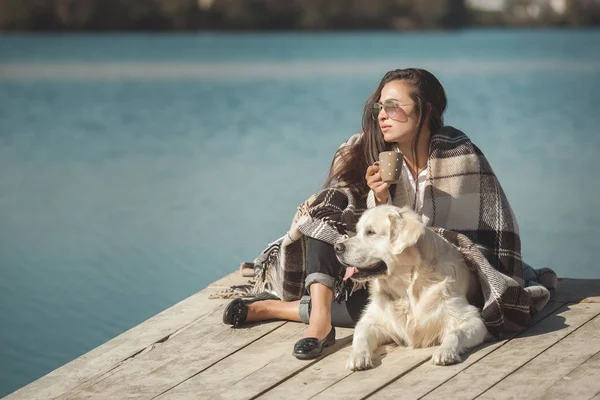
4 273 600 400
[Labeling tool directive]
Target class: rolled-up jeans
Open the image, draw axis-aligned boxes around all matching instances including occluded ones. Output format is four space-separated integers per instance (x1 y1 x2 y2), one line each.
298 237 369 328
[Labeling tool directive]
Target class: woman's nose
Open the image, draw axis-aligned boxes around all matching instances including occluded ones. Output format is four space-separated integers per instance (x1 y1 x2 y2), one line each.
334 242 345 254
378 110 388 121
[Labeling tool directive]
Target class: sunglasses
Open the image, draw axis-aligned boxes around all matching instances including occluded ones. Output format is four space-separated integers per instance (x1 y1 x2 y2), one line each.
372 100 413 122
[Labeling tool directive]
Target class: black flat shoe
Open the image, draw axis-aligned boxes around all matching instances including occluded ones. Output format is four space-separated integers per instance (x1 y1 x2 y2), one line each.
292 327 336 360
222 292 280 327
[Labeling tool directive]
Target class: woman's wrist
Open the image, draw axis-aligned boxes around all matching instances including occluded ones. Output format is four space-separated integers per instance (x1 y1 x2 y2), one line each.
375 194 389 205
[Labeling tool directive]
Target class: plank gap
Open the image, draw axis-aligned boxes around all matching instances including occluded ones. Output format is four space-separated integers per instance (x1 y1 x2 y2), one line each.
61 304 227 397
472 311 600 399
410 301 567 400
151 321 290 399
306 371 356 400
248 359 333 400
361 356 432 400
249 343 354 400
415 303 600 400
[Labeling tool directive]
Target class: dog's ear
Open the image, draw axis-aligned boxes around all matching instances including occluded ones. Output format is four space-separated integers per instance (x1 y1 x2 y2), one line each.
389 209 425 254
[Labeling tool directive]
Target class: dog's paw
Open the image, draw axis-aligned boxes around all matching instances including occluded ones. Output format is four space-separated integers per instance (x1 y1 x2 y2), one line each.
346 350 374 371
432 348 461 366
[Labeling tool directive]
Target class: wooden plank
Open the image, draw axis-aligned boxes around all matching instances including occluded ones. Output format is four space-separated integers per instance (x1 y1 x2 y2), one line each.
477 314 600 399
582 297 600 304
6 276 598 400
416 303 600 400
256 341 360 400
553 278 600 303
191 328 355 400
369 301 566 400
4 281 236 400
60 306 286 400
308 346 435 400
538 351 600 400
154 322 308 399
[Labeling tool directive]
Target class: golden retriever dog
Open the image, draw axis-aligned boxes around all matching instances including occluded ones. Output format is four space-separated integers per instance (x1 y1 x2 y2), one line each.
334 205 488 370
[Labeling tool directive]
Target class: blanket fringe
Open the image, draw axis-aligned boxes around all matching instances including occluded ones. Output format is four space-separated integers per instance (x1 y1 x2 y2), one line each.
208 282 256 300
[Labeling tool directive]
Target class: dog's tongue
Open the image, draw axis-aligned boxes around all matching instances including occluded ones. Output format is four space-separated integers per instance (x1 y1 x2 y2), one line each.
343 266 357 281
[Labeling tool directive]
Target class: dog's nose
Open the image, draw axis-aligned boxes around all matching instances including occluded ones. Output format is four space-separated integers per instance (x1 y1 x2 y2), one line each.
334 242 345 254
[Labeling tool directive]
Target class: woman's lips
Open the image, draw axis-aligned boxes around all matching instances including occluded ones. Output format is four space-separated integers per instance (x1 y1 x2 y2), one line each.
380 125 392 132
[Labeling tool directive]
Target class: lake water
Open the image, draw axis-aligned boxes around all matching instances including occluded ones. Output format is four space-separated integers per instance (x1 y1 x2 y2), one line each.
1 29 599 396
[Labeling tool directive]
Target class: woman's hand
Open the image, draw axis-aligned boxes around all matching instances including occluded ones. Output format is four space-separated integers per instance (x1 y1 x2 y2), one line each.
366 163 390 205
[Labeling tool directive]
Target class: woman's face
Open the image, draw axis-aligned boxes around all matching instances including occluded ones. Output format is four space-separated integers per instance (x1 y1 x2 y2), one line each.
376 80 419 147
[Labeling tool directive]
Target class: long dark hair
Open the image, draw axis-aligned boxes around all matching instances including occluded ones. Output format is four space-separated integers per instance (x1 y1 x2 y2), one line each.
324 68 447 198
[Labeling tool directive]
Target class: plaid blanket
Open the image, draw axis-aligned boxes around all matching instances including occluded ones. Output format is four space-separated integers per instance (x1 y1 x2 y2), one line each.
252 126 556 335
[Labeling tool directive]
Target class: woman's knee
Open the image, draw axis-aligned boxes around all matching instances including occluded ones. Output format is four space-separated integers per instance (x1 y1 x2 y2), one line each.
305 238 343 292
305 272 336 292
306 237 344 278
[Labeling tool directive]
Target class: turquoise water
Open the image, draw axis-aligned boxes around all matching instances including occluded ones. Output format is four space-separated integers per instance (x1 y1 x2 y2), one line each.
1 29 599 396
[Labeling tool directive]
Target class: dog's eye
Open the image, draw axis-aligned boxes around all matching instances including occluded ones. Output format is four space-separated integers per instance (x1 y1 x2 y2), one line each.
366 229 376 236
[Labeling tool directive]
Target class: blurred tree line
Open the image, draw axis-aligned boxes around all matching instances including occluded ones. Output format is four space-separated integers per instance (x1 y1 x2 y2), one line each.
0 0 598 31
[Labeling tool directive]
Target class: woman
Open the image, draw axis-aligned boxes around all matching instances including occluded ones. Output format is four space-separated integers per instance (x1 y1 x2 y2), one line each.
223 68 538 359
